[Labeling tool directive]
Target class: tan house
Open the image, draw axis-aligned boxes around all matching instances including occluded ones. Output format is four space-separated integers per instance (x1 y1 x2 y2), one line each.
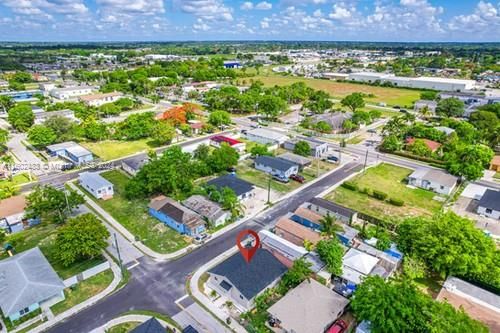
490 155 500 172
274 216 322 247
79 92 123 107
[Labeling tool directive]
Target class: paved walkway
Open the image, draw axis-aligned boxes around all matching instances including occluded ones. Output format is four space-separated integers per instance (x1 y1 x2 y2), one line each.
91 315 177 333
6 133 45 176
28 253 122 333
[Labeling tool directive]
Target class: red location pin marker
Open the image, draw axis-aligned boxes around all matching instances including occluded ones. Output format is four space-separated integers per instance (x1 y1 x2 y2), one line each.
236 229 260 264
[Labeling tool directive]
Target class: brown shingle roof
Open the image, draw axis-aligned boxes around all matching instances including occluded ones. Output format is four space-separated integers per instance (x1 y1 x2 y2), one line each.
0 195 27 219
275 217 322 244
294 206 323 224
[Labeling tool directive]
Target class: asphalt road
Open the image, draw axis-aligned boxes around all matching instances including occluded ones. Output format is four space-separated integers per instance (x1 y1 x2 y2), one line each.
46 161 362 333
20 131 232 192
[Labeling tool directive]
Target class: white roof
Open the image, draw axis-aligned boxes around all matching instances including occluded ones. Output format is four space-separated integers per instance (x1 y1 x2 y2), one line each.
79 172 113 189
246 128 288 141
259 230 307 260
461 184 489 200
342 248 379 275
414 76 476 85
66 144 92 158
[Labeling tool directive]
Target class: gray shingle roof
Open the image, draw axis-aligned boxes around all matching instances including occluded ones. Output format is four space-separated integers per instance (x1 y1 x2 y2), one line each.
131 317 169 333
122 155 149 171
79 172 113 190
206 174 254 197
151 196 205 229
209 249 287 300
308 197 356 219
0 247 64 316
255 156 298 173
277 153 312 167
478 189 500 211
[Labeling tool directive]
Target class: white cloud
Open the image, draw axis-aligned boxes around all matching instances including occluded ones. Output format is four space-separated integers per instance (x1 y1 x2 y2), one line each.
313 9 323 17
96 0 164 15
448 1 500 33
240 1 253 10
260 18 270 28
178 0 234 21
2 0 88 19
255 1 272 10
329 3 353 20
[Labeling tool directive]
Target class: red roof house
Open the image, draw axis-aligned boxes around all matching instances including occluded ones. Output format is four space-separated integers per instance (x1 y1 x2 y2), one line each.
406 137 442 152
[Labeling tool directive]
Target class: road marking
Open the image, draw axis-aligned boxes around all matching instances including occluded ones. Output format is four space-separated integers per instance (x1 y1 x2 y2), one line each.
127 261 140 270
175 294 190 305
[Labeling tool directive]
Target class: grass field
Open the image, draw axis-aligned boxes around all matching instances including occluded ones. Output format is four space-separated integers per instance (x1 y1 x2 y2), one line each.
82 139 154 161
107 322 140 333
0 173 33 188
326 163 443 223
2 223 105 279
89 170 189 254
51 269 114 315
251 74 421 107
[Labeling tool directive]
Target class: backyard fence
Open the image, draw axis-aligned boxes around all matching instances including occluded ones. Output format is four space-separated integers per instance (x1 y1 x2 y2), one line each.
63 261 111 287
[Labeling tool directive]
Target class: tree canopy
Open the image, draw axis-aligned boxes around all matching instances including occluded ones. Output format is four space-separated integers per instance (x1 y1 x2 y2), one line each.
316 238 343 275
28 125 57 148
341 93 365 112
8 104 34 131
436 98 465 117
293 140 311 157
26 185 85 224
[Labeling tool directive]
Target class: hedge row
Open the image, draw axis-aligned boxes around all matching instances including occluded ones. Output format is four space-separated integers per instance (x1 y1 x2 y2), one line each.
341 181 405 207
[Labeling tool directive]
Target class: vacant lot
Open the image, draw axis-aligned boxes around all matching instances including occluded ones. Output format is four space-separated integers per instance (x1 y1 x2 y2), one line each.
326 163 442 223
82 139 153 161
89 170 189 253
2 223 105 279
253 74 421 107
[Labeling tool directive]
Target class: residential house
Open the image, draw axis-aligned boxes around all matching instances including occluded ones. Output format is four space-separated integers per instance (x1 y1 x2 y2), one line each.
489 155 500 172
407 168 458 195
244 128 289 146
34 109 77 125
290 206 324 231
477 189 500 219
131 317 172 333
414 100 437 114
0 248 65 322
46 141 93 165
207 249 287 311
79 92 123 107
254 156 299 180
182 195 230 228
50 86 93 100
437 276 500 333
209 135 246 153
188 120 203 135
434 126 455 136
277 153 312 171
306 197 357 224
275 215 322 247
206 174 255 201
0 195 40 234
312 112 353 133
405 137 442 153
258 229 308 268
148 195 206 237
284 137 328 158
121 155 149 176
336 248 383 295
267 279 349 333
79 172 114 200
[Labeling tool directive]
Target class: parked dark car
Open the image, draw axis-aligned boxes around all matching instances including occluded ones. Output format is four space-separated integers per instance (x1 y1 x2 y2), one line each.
327 319 348 333
324 155 339 163
61 163 75 171
227 167 237 173
393 105 401 109
290 174 305 183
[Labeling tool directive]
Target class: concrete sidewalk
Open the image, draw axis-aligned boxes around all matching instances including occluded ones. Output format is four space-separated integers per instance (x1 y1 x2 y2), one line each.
91 315 177 333
27 253 122 333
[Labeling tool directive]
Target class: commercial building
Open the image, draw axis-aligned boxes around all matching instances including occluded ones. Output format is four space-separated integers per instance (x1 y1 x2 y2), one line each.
348 72 476 92
50 86 93 100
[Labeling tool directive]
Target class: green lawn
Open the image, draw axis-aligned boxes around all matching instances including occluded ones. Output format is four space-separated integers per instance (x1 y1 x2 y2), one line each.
0 173 33 188
86 170 189 254
107 322 140 333
326 163 443 224
81 139 155 161
51 269 114 316
494 172 500 180
251 74 422 107
1 223 105 279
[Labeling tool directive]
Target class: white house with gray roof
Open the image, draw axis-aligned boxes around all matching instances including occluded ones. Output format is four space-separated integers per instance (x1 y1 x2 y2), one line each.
243 128 289 146
0 247 65 321
79 172 114 200
408 168 458 195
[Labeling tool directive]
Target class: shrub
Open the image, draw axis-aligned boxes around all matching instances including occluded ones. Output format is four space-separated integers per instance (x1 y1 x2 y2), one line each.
342 181 358 191
389 198 405 206
359 187 371 195
372 190 388 200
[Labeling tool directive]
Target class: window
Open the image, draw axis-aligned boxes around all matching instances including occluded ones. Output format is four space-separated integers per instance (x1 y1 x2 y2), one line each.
239 295 244 299
440 185 444 190
19 307 30 316
486 208 492 214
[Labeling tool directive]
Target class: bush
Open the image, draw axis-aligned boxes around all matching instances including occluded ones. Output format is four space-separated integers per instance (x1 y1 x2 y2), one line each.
389 198 405 206
341 181 358 191
359 187 371 195
372 190 388 200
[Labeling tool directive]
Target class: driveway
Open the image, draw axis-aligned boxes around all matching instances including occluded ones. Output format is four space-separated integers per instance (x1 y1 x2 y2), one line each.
6 132 46 176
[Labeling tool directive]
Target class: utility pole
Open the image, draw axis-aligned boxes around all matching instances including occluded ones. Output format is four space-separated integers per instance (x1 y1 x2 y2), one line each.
267 174 271 204
363 149 369 172
316 157 320 177
114 233 123 272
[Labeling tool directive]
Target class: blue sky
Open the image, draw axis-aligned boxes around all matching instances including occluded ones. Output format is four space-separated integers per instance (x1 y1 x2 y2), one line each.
0 0 498 42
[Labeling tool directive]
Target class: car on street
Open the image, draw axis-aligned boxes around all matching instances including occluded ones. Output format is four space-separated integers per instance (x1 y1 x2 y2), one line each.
290 174 305 183
324 155 339 163
194 233 211 244
327 319 348 333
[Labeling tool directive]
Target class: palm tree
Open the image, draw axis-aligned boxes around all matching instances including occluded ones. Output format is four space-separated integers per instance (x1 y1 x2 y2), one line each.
319 213 343 237
419 105 431 119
